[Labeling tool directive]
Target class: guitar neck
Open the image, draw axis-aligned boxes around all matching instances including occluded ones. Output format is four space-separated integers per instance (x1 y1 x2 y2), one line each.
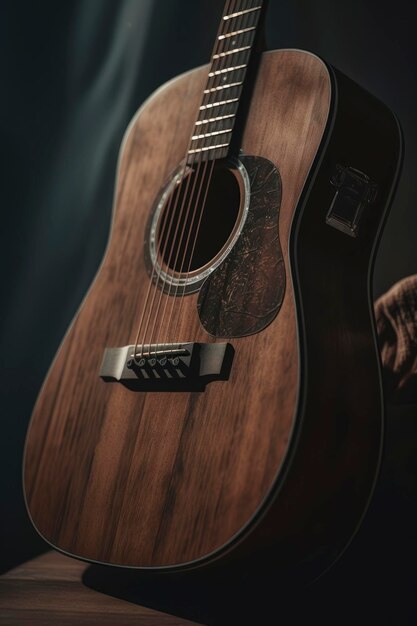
187 0 267 164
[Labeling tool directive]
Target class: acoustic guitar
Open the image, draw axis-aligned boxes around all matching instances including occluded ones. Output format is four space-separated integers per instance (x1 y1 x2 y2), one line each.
24 0 402 582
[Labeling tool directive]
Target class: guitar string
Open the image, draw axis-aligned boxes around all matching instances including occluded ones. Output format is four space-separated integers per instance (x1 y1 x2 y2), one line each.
157 0 253 347
165 0 261 348
163 0 246 335
168 0 259 342
131 0 233 360
132 150 189 359
140 0 255 357
144 0 236 357
168 161 217 343
148 154 206 356
133 0 255 358
140 0 234 355
151 0 242 350
133 0 230 362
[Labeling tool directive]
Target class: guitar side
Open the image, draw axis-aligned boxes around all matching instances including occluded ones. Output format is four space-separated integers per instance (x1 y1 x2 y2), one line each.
23 49 402 579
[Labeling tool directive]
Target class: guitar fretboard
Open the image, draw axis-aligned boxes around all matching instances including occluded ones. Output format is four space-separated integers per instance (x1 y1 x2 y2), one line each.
187 0 265 165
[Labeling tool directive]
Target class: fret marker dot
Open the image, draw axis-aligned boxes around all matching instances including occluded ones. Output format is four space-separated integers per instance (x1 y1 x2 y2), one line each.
231 39 237 46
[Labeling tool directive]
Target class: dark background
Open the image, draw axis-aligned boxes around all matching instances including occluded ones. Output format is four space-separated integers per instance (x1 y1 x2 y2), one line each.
1 0 416 622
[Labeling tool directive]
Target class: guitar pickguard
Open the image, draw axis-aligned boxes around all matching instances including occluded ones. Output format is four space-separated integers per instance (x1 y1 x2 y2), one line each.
197 155 285 337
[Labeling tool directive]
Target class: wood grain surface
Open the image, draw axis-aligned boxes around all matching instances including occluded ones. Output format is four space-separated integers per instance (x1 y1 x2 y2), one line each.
24 50 331 567
0 552 200 625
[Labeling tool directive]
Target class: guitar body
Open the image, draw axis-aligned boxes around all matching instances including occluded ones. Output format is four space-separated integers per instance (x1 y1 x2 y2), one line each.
24 48 402 580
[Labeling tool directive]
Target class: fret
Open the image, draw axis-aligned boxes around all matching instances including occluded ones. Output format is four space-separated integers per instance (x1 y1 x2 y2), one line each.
218 26 256 40
208 64 247 77
223 6 262 21
190 124 236 148
206 72 246 94
209 50 250 78
196 101 239 121
204 81 243 94
195 114 235 125
191 128 233 141
208 57 251 93
212 45 251 59
188 143 230 155
199 98 239 110
214 30 257 57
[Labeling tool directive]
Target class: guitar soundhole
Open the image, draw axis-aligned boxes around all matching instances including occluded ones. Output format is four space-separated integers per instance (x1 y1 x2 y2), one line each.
156 161 244 275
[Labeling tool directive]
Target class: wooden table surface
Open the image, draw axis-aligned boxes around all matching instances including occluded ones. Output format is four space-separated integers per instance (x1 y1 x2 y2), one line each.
0 551 201 626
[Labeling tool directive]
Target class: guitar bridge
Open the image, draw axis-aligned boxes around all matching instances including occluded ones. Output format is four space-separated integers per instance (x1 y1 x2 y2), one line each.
99 342 234 391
